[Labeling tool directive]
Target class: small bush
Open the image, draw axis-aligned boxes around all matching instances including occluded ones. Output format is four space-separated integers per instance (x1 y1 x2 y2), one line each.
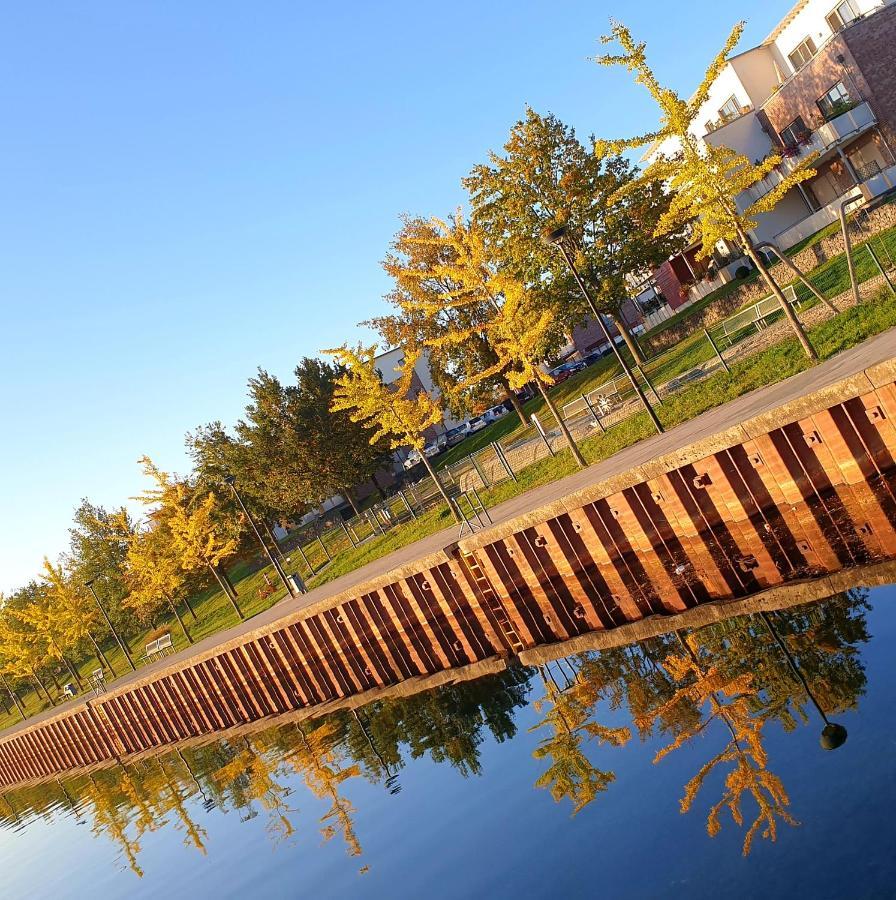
735 265 751 280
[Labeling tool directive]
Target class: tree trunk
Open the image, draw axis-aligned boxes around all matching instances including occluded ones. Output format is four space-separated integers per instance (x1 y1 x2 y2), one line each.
421 455 460 522
742 233 818 361
59 652 82 689
165 594 193 645
262 520 285 560
207 561 236 599
32 670 52 700
88 632 116 678
182 592 198 622
1 677 26 721
370 471 386 501
499 374 529 428
609 312 644 365
342 486 361 517
536 382 586 468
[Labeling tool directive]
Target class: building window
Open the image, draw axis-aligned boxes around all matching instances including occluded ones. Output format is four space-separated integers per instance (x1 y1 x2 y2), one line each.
817 82 854 121
788 37 817 71
826 0 858 32
779 116 811 150
718 96 742 124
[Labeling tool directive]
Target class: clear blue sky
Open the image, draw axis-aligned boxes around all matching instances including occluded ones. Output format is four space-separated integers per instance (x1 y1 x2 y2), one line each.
0 0 786 593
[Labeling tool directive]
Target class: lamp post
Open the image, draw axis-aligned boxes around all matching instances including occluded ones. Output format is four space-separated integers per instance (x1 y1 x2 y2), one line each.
543 224 664 435
760 611 847 750
85 578 136 672
223 475 300 599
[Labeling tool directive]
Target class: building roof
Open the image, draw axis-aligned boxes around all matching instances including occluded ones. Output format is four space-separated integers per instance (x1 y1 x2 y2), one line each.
762 0 811 44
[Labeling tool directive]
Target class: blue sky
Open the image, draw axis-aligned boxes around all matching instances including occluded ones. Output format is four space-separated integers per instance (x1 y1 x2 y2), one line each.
0 0 787 593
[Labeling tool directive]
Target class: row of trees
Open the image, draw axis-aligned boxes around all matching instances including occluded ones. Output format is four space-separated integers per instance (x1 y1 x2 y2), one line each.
0 19 823 713
0 590 869 870
329 19 821 481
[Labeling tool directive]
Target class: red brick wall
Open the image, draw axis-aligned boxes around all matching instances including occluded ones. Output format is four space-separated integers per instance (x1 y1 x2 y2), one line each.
843 2 896 150
760 35 862 140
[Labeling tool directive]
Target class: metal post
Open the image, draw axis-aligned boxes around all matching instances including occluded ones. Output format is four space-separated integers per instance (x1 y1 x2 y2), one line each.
531 413 555 457
839 196 864 306
316 533 331 562
85 580 136 672
866 243 896 296
545 226 663 435
634 365 663 405
296 541 313 574
493 441 517 482
399 490 418 520
703 328 730 374
340 519 357 548
224 476 298 598
469 453 489 489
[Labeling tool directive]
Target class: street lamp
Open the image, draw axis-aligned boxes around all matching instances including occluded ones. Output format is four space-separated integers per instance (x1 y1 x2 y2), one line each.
85 578 136 672
760 611 847 751
223 475 301 600
543 224 664 435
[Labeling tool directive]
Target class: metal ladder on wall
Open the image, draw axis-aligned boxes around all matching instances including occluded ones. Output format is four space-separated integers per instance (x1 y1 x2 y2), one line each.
457 547 524 652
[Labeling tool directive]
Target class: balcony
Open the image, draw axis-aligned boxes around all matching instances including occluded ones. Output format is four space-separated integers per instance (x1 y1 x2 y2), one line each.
742 101 877 207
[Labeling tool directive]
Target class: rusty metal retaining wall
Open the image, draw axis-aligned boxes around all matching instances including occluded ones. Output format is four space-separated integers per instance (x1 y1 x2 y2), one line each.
3 376 896 789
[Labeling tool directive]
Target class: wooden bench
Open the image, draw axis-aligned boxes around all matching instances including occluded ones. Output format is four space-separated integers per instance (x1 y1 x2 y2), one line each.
143 632 174 662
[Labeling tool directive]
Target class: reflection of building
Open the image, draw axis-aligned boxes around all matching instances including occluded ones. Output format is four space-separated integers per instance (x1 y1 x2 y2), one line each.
642 0 896 314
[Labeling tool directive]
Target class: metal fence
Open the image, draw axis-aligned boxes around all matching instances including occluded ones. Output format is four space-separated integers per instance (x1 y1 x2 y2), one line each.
276 266 891 575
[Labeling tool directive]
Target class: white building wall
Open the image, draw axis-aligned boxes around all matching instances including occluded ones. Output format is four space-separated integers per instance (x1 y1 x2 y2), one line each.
769 0 890 76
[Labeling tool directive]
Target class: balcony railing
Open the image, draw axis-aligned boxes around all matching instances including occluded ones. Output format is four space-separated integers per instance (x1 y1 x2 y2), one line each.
741 101 876 206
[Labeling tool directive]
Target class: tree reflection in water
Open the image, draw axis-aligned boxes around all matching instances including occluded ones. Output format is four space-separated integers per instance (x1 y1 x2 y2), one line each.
0 590 871 874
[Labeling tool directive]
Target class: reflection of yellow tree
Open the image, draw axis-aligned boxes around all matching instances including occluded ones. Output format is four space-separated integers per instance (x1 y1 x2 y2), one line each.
530 666 630 814
286 722 364 859
211 738 296 843
155 757 208 855
642 635 797 855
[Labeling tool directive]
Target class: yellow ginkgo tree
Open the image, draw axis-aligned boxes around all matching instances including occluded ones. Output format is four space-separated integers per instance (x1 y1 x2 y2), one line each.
597 21 820 360
136 457 242 617
404 213 585 467
123 523 194 645
328 343 459 519
41 558 117 676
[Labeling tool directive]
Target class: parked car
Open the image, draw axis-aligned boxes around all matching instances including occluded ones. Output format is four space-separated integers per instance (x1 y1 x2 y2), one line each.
444 423 470 447
423 436 445 458
466 415 488 434
581 348 609 367
483 401 511 423
548 360 587 386
402 449 423 470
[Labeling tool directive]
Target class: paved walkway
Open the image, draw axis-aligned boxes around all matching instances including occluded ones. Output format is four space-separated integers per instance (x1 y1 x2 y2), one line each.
6 326 896 739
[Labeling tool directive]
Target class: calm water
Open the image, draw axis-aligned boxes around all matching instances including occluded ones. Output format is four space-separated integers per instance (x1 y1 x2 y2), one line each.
1 582 894 898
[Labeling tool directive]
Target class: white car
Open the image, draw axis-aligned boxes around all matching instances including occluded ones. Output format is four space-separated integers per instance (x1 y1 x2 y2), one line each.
402 449 423 470
466 415 488 434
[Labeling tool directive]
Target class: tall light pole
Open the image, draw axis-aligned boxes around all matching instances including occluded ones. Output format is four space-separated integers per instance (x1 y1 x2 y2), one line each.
543 224 664 435
85 578 136 672
223 475 300 600
760 611 847 750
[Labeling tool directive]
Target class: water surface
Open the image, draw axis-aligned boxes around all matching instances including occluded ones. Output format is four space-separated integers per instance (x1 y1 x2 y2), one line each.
1 582 894 899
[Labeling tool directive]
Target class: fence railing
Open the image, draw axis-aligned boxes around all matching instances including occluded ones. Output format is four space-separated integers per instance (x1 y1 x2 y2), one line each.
276 272 879 574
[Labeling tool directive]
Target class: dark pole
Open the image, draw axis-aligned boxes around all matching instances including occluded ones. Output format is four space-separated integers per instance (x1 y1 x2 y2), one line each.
85 579 136 672
760 611 847 750
224 475 300 598
544 225 664 435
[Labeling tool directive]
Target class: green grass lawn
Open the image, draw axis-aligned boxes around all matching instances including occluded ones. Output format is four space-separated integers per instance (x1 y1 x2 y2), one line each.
4 287 896 735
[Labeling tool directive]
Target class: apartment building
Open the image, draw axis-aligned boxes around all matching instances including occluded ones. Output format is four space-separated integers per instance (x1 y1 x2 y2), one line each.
643 0 896 310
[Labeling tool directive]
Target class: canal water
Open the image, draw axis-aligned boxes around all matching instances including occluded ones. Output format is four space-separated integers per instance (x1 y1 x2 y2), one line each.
1 580 894 898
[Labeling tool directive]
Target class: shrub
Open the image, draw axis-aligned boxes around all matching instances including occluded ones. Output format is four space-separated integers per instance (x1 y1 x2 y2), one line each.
735 265 751 280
